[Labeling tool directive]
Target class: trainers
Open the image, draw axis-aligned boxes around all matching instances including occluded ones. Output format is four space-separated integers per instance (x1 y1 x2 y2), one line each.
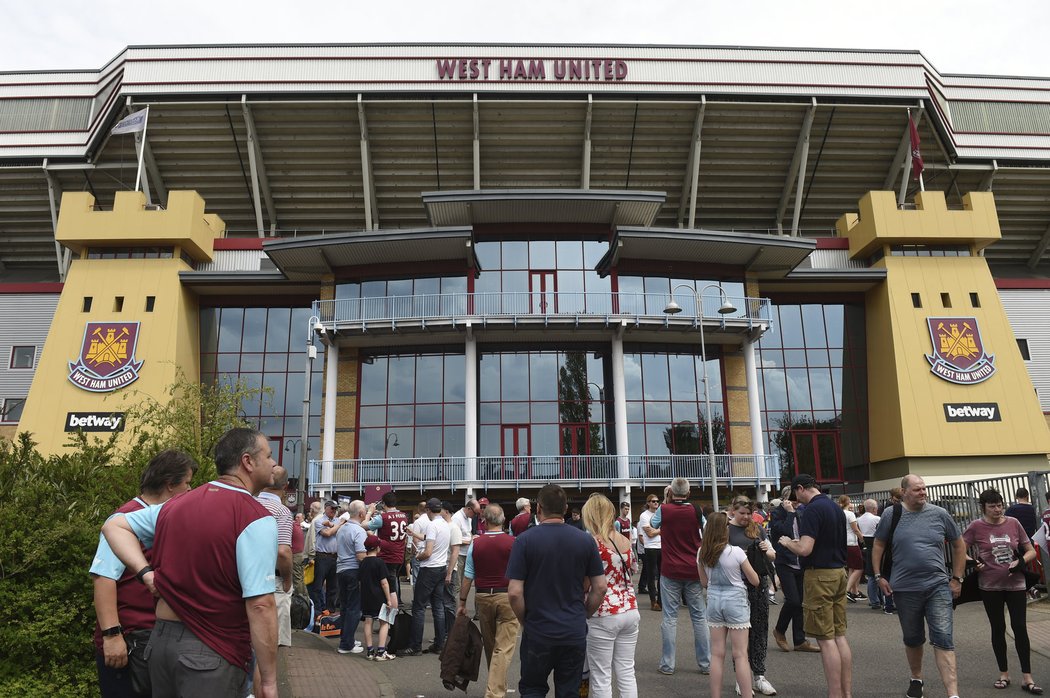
374 650 395 661
846 591 858 603
753 675 777 695
768 595 779 605
423 643 443 654
735 682 741 695
399 647 422 656
337 647 354 654
884 607 897 615
906 678 924 698
658 667 674 675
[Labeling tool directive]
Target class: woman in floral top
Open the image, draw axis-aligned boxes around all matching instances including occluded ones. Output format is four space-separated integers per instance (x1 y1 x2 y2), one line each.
582 493 639 698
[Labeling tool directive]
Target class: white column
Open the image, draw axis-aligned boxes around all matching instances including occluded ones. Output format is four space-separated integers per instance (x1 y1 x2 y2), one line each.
321 342 338 491
611 324 630 481
464 327 478 490
743 337 768 501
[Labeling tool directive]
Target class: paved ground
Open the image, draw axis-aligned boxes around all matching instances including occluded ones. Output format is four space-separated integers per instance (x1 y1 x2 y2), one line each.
284 589 1050 698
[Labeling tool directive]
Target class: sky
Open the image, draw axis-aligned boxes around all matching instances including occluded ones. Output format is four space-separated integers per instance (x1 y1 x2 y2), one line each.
1 0 1047 77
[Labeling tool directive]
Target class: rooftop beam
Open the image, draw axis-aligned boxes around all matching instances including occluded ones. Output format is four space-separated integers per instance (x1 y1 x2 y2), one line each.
42 161 66 281
883 104 924 191
473 94 481 190
980 160 999 191
142 138 167 206
582 94 593 190
241 96 278 236
775 98 817 235
358 95 377 230
676 97 706 229
1028 219 1050 268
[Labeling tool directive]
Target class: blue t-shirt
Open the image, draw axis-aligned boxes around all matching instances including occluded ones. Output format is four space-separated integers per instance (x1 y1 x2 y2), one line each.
797 494 846 569
874 503 960 592
336 521 368 572
506 522 604 643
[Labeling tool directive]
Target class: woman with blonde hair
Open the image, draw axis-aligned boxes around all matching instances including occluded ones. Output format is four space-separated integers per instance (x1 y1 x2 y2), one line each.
699 512 761 698
581 493 639 698
837 495 865 602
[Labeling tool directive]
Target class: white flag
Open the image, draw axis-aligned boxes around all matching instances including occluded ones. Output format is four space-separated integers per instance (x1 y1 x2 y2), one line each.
111 108 148 135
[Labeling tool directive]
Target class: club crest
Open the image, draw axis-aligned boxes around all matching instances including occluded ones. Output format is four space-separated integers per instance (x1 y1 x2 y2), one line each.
68 322 144 392
925 317 995 385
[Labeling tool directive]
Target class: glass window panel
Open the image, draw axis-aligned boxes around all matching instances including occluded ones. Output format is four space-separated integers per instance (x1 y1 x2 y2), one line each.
583 241 607 268
501 354 529 401
502 402 529 423
641 354 670 400
475 241 500 271
761 311 782 348
703 357 723 396
786 369 812 411
311 373 323 405
284 372 305 414
779 305 804 347
336 282 360 300
761 368 789 411
388 356 415 403
415 356 443 403
200 309 219 353
824 306 845 348
784 350 808 367
586 273 611 310
645 401 672 423
242 309 267 352
359 406 387 428
415 404 442 425
668 355 698 400
262 373 286 414
444 355 465 401
557 271 586 312
441 276 467 294
415 427 442 457
361 280 387 298
414 278 440 296
265 308 290 352
217 308 243 352
672 401 700 424
529 240 556 268
760 349 784 368
646 424 672 455
532 425 559 455
828 349 844 366
809 368 835 409
217 354 240 372
475 272 501 295
388 404 414 426
240 354 264 372
529 353 558 401
801 305 828 348
263 353 288 373
556 240 584 269
360 358 388 405
627 424 646 455
388 278 412 296
444 403 465 424
502 241 528 269
807 349 830 367
480 425 500 455
480 402 500 424
283 418 302 439
444 427 465 457
260 416 282 434
387 431 411 459
531 401 559 423
623 354 643 399
503 270 528 293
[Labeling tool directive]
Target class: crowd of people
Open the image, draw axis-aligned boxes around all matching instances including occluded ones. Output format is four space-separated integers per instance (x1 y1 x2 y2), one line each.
87 431 1050 698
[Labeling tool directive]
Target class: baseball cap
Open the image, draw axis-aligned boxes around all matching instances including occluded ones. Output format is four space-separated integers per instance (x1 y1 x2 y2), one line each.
324 500 338 509
478 497 490 506
788 474 817 500
426 497 442 512
364 535 381 551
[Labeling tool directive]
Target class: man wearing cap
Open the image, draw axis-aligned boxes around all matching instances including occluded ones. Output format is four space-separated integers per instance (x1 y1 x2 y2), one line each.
336 500 369 654
403 497 452 655
458 503 519 698
311 500 345 613
778 474 852 698
474 497 491 533
510 498 532 537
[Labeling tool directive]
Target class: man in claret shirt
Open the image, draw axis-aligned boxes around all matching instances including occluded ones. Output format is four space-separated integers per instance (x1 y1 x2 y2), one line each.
101 428 279 698
367 491 409 603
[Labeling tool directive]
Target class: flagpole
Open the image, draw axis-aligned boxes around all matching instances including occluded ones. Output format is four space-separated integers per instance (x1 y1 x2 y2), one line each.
133 106 150 193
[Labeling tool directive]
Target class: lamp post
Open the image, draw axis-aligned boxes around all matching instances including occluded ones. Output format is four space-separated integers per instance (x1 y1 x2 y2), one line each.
384 432 400 459
664 283 736 510
298 315 321 514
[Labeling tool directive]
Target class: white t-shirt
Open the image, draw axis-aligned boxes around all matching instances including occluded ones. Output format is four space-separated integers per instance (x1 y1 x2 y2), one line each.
638 510 661 549
421 515 451 568
844 509 859 546
857 511 880 539
408 516 429 553
701 544 748 589
450 509 473 555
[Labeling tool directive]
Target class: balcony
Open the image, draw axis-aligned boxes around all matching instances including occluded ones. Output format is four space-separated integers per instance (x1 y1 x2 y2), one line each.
313 292 771 340
307 453 782 494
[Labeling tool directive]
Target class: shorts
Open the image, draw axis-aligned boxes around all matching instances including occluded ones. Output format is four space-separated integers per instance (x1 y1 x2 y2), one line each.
803 567 847 640
706 585 751 629
845 545 864 571
893 585 954 650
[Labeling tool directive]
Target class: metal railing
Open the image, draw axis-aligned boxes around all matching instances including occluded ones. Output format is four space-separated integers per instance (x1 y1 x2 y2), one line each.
307 453 781 494
314 292 771 328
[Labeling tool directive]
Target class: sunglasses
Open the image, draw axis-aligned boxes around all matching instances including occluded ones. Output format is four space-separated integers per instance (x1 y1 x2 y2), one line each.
647 499 658 504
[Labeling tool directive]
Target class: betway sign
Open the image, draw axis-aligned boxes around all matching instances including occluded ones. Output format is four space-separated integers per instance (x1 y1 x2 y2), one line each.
943 403 1001 422
65 412 126 432
436 57 628 82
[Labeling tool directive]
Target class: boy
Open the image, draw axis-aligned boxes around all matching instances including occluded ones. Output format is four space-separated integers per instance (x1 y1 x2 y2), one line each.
359 534 398 660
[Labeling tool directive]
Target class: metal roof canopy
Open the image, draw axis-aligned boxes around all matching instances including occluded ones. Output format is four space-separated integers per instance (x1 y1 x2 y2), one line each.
263 226 477 281
177 270 319 297
599 226 816 279
422 189 665 227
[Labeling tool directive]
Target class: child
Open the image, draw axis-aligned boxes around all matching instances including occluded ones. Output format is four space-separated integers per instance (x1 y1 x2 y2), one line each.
360 534 398 660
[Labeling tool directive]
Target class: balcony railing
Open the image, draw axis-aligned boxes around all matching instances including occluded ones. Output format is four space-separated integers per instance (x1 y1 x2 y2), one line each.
307 453 782 494
314 292 771 329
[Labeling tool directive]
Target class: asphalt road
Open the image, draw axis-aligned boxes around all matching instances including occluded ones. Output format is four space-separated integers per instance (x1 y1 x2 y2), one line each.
368 585 1044 697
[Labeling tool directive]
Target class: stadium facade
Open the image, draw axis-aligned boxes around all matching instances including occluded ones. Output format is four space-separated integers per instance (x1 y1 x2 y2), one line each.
1 44 1049 505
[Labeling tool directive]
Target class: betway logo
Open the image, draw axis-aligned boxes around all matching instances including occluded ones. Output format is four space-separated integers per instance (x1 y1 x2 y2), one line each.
64 412 126 432
943 403 1001 422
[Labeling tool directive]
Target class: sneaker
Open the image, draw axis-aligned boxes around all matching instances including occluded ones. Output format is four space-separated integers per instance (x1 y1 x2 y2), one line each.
884 607 897 615
906 678 924 698
399 647 422 656
374 650 395 661
753 675 777 695
855 591 867 599
768 595 779 605
735 682 741 696
423 643 443 654
846 591 858 603
337 647 354 654
658 667 674 675
699 666 710 675
349 644 364 654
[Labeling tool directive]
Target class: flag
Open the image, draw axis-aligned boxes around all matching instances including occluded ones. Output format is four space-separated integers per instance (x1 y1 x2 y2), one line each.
111 108 148 135
909 114 924 181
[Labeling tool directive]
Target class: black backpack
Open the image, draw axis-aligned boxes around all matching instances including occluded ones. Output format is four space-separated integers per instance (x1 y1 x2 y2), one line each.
879 504 904 581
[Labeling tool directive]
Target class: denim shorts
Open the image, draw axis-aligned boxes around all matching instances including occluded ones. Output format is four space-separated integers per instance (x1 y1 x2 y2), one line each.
706 585 750 629
893 585 954 650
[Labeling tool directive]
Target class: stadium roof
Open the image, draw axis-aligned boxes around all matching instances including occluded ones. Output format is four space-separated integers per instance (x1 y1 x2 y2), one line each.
4 43 1050 279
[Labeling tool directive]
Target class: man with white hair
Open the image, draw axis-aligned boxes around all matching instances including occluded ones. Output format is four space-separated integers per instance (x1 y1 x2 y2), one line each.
510 497 532 536
856 499 883 610
335 500 368 654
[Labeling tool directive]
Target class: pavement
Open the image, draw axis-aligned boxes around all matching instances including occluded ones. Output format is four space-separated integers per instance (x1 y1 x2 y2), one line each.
282 591 1050 697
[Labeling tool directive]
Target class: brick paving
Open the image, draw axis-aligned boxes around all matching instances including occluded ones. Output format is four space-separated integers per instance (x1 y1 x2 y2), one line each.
279 630 394 698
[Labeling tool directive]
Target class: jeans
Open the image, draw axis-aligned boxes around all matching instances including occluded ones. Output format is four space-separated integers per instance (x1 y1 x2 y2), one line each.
659 576 710 673
444 564 461 636
586 610 639 698
310 553 339 612
774 563 806 646
867 574 885 608
643 549 662 605
411 566 446 650
519 631 587 698
894 584 954 650
337 568 362 651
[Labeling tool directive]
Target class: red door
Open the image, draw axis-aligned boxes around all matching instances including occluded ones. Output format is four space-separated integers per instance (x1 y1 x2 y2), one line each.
561 423 590 477
530 271 556 314
790 430 843 482
502 424 531 478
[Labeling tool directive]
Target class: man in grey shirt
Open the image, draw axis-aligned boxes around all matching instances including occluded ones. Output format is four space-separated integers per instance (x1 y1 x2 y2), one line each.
871 475 966 698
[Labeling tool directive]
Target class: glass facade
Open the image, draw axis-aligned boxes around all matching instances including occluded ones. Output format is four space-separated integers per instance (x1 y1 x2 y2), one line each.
475 239 610 313
199 307 324 478
756 302 868 483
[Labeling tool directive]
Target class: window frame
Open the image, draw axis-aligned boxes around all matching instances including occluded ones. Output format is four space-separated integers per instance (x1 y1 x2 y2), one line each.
9 346 35 370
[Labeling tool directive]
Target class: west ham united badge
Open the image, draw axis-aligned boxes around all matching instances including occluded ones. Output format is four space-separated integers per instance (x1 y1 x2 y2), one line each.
924 317 995 385
67 322 144 392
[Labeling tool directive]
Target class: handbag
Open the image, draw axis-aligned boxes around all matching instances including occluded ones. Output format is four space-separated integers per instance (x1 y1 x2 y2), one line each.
303 559 315 586
125 628 153 697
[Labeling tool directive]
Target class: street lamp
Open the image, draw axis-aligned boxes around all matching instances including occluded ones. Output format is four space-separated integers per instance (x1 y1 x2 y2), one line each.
664 283 737 510
384 432 400 459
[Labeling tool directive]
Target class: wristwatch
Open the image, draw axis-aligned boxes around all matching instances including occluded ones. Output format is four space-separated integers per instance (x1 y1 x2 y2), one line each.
872 573 882 581
101 624 123 638
134 565 154 583
950 575 964 583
